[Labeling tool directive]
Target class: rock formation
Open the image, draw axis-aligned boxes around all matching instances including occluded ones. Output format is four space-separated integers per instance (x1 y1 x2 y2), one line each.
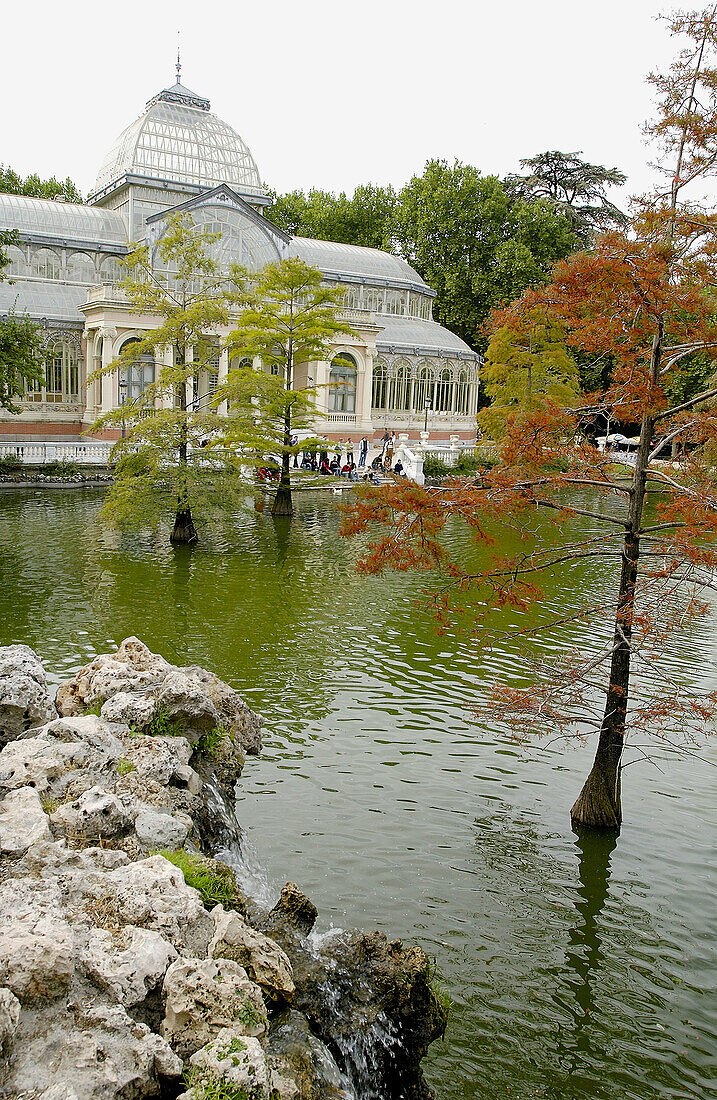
0 638 446 1100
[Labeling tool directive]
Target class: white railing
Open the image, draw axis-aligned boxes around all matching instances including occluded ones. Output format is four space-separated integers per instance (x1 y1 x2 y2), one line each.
326 413 357 424
421 435 477 467
395 438 424 485
0 441 113 465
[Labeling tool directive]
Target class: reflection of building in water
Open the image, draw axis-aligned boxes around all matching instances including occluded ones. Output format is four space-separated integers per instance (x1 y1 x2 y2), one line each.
0 73 480 444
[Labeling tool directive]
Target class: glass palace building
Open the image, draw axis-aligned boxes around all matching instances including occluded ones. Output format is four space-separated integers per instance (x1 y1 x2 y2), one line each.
0 74 480 443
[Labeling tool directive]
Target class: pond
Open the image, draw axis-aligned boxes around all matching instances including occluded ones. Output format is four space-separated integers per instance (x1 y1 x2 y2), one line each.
1 486 715 1100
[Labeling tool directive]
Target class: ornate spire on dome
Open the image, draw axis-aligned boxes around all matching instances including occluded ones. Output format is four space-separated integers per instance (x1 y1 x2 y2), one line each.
145 54 210 113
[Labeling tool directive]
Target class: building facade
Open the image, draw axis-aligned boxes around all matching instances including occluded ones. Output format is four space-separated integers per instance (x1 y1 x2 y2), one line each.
0 75 480 443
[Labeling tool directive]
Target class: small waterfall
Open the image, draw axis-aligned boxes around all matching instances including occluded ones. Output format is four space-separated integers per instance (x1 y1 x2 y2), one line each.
202 775 421 1100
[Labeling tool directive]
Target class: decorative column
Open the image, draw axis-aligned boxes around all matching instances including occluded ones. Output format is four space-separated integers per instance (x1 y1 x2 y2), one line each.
217 345 229 417
360 349 376 433
99 326 117 413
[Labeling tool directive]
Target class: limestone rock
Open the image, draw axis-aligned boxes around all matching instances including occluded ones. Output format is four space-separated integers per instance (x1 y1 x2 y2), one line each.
100 691 156 730
0 879 74 1001
210 905 295 1002
103 855 214 956
134 807 188 850
268 882 318 935
83 926 178 1007
120 733 193 785
55 638 262 756
0 644 56 745
0 786 52 854
114 772 172 810
0 732 87 794
0 986 20 1057
52 785 133 839
177 664 263 754
0 716 124 800
55 638 171 716
155 670 221 737
161 956 268 1057
188 1028 269 1095
10 1002 181 1099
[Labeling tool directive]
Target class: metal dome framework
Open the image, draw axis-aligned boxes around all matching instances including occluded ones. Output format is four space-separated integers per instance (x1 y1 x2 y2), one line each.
93 82 263 196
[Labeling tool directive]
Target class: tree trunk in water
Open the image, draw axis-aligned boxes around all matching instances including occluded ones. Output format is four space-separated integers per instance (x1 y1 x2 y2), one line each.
571 525 639 830
571 536 639 828
271 412 293 517
170 508 198 544
170 369 199 544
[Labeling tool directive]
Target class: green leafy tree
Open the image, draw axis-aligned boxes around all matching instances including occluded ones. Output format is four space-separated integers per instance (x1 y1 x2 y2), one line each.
90 212 244 545
0 165 83 203
393 161 579 351
480 312 580 439
218 258 356 517
0 229 43 411
505 151 627 242
268 184 397 249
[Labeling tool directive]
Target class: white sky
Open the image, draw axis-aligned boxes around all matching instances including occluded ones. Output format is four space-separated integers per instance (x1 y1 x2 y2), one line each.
0 0 698 207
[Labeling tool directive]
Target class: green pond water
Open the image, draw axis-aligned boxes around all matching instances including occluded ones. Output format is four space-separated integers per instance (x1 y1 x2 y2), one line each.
1 486 715 1100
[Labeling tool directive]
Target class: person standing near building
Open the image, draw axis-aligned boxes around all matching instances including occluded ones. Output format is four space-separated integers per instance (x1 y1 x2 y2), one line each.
346 438 354 464
358 436 369 467
384 431 395 469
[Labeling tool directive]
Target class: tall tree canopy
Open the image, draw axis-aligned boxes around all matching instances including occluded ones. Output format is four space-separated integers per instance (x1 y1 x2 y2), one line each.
268 185 397 250
0 165 83 203
505 151 627 242
392 160 579 350
218 257 356 517
343 7 717 831
90 213 244 545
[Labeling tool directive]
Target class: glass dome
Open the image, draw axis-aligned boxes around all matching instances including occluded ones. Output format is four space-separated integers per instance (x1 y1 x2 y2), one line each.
93 80 263 196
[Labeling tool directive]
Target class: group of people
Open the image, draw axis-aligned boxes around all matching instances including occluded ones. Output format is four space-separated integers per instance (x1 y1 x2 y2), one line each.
258 432 405 484
290 435 372 470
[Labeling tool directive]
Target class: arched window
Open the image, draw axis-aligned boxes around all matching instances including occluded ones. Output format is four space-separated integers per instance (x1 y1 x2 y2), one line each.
413 365 434 413
31 248 61 279
343 285 362 310
371 357 388 410
26 336 79 403
435 367 453 412
455 369 470 414
329 352 357 413
118 338 155 402
66 252 96 283
385 291 405 316
99 257 121 284
5 246 26 276
389 359 411 410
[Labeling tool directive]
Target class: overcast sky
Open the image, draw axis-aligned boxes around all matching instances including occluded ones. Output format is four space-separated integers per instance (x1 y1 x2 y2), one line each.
1 0 700 206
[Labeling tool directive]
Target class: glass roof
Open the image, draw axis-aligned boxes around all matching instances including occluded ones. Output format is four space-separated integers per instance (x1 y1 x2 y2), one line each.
94 89 263 195
375 315 479 359
0 194 127 245
289 237 432 293
0 278 87 323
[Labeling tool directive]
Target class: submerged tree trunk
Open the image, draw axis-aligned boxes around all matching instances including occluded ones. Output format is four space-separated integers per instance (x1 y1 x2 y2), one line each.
170 508 198 544
570 534 637 829
170 368 198 544
571 328 661 830
271 407 294 517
